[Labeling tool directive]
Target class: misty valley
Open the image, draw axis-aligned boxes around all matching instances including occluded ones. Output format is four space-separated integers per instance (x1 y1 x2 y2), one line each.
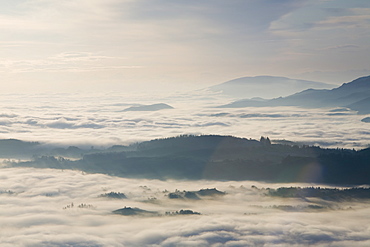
1 75 370 246
2 166 370 246
1 134 370 246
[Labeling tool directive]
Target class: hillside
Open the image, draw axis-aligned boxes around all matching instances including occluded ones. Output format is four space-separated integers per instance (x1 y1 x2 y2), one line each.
218 75 370 114
9 135 370 185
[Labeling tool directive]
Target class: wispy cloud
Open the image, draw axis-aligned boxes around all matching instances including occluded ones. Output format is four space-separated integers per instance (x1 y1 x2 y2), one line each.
0 52 141 73
312 10 370 30
319 44 360 51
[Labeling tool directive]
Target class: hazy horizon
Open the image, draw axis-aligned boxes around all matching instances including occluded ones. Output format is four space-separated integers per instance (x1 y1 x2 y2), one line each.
1 0 370 94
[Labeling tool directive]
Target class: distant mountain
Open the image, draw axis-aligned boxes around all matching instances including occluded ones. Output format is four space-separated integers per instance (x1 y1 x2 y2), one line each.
122 103 173 112
209 76 335 99
218 75 370 114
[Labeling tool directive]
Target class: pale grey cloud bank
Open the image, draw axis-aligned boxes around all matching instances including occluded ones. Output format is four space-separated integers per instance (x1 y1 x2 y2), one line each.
1 167 370 246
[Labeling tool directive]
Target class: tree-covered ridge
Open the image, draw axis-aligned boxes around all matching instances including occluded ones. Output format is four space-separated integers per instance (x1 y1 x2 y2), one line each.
112 207 201 216
6 134 370 185
265 186 370 200
99 192 127 199
165 210 201 215
168 188 225 200
135 134 261 157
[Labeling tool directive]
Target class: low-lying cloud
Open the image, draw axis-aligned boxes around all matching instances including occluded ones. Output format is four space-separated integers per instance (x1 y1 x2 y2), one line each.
1 167 370 246
0 91 368 149
44 118 104 129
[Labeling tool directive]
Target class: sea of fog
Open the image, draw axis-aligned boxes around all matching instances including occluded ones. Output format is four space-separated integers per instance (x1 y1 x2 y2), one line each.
1 90 370 246
0 90 369 149
1 167 370 247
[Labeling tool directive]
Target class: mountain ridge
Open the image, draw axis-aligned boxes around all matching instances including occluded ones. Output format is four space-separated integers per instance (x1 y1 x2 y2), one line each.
209 75 335 99
218 75 370 113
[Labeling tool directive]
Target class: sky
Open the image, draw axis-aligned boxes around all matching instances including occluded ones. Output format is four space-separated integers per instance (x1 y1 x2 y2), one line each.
1 0 370 93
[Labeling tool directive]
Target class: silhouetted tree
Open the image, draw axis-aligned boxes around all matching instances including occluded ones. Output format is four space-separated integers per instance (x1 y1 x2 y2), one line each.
260 136 271 145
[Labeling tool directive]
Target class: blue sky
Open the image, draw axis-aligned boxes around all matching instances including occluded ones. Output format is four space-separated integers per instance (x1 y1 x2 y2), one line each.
1 0 370 93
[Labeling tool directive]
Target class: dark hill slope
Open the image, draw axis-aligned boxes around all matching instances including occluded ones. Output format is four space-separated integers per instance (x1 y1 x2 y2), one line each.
11 135 370 185
347 97 370 114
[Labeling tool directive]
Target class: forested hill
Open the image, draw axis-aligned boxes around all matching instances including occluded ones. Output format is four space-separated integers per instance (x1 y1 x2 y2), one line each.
7 135 370 185
135 135 261 156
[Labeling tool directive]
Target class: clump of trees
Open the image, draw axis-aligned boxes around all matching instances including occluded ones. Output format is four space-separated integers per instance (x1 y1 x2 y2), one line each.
63 202 96 209
165 209 201 215
168 188 225 200
268 204 327 211
77 203 95 209
260 136 271 145
99 192 127 199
